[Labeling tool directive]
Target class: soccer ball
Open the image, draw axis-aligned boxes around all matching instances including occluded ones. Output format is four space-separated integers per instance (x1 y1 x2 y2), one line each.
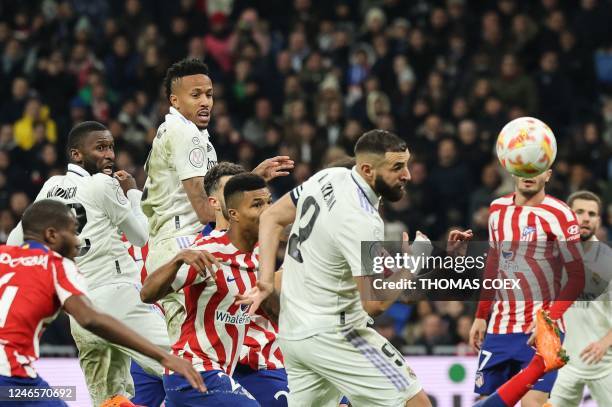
496 117 557 178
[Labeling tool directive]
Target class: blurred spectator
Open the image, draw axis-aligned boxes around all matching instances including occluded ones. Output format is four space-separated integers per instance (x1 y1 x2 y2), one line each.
1 77 31 124
373 315 407 351
492 53 538 114
414 313 454 354
242 98 275 145
13 97 57 150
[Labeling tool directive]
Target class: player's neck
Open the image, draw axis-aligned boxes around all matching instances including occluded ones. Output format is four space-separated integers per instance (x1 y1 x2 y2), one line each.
215 215 229 231
514 190 545 206
227 226 257 253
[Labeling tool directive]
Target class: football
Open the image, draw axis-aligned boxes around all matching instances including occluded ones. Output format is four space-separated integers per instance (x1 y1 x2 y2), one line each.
496 117 557 178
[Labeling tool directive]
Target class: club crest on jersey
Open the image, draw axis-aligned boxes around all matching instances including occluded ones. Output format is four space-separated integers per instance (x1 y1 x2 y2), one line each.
189 147 205 168
475 372 484 388
520 226 536 241
567 224 579 236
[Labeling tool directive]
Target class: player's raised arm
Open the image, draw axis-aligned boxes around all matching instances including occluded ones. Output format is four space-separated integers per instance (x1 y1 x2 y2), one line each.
112 170 149 246
236 192 296 314
141 249 220 303
252 156 295 181
63 294 205 392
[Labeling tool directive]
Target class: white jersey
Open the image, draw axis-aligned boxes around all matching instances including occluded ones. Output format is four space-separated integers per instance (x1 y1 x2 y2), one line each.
29 164 139 290
562 237 612 380
141 107 217 242
279 167 385 340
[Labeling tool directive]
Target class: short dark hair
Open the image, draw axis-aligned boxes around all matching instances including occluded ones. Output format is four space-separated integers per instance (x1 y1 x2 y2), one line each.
354 129 407 156
22 200 74 236
223 173 267 210
203 162 247 196
67 121 107 152
164 58 210 100
567 190 602 214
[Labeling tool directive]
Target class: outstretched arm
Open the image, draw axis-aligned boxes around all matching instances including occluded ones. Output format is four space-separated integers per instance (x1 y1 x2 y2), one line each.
64 294 205 392
236 193 296 314
141 249 220 303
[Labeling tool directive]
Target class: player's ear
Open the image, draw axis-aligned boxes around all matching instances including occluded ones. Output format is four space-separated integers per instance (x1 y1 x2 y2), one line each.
69 147 81 164
358 161 374 180
227 208 239 223
169 93 179 109
208 196 219 211
544 169 552 182
43 226 58 246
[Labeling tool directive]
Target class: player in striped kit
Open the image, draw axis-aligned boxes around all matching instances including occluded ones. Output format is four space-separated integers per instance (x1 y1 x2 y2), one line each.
548 191 612 406
0 200 204 406
469 170 585 406
203 162 289 406
141 173 271 406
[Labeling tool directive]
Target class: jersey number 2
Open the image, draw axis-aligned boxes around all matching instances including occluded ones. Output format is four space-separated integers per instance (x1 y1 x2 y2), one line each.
67 203 91 256
287 196 320 263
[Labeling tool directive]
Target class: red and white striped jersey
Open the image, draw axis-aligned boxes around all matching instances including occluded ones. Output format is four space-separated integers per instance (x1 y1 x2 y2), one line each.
480 193 582 334
122 237 149 284
0 242 86 378
170 231 257 375
239 308 284 370
122 227 223 284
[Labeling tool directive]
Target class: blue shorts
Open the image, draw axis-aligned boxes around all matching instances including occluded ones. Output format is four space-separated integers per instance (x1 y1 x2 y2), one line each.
474 333 560 395
163 370 260 406
233 364 289 406
0 375 68 406
130 361 165 407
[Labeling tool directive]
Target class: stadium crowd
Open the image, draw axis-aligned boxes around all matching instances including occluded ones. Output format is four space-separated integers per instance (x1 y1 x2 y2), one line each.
0 0 611 355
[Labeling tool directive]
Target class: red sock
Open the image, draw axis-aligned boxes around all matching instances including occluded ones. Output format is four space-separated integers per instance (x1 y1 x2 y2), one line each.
497 354 546 406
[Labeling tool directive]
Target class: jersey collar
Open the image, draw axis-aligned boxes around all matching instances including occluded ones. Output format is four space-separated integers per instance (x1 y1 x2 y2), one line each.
168 107 210 139
22 240 50 252
67 163 91 177
350 167 380 210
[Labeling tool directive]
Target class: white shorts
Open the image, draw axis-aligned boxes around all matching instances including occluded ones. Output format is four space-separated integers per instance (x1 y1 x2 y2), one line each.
146 234 197 344
70 283 170 406
279 325 422 407
550 367 612 406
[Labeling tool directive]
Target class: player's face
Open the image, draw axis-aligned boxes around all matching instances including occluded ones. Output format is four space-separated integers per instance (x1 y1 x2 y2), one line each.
49 215 81 260
571 199 600 241
515 170 551 197
78 131 115 175
233 188 272 234
170 74 213 129
373 150 411 202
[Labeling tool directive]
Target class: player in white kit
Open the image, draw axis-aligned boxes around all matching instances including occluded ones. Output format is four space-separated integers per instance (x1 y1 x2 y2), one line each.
142 58 293 342
238 130 474 406
549 191 612 406
7 122 170 405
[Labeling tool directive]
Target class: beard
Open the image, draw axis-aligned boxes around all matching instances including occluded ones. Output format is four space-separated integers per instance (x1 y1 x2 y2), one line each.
374 175 405 202
580 230 594 242
82 156 104 175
